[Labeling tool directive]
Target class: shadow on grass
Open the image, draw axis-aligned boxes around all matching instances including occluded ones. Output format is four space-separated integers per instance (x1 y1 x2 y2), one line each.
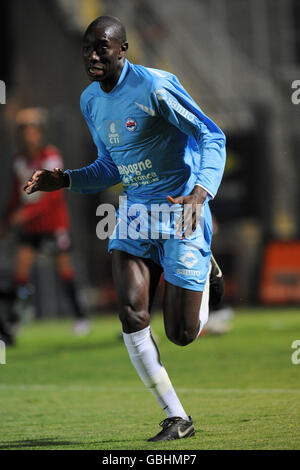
0 437 143 449
0 438 83 449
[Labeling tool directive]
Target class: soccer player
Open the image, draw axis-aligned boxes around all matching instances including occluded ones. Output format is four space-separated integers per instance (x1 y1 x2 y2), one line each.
24 16 226 441
1 108 89 341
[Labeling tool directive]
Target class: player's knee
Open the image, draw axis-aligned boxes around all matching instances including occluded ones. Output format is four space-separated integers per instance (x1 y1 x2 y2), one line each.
166 326 198 347
119 304 150 332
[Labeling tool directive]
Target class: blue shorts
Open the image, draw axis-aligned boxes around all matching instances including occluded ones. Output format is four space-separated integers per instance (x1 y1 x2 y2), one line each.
108 201 213 292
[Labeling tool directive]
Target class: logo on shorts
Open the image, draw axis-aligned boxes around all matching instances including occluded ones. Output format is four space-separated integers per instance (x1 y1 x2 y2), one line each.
125 118 137 132
180 251 198 269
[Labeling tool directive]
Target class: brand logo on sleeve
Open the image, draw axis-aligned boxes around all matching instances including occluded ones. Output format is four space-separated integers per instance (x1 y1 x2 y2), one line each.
155 88 195 122
155 89 167 101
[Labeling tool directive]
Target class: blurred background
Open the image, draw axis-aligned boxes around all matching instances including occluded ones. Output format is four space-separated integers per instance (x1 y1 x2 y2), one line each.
0 0 300 322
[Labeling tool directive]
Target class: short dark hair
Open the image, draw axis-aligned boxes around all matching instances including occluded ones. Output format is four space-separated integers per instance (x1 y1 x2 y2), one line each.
84 16 127 43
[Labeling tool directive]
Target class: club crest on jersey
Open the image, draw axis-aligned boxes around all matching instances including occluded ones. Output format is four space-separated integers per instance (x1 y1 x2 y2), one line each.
125 118 137 132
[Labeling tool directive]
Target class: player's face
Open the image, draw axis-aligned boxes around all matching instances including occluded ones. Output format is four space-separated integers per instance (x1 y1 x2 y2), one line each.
82 26 127 85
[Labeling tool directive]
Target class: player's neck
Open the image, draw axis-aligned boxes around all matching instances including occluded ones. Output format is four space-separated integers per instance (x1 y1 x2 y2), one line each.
99 60 125 93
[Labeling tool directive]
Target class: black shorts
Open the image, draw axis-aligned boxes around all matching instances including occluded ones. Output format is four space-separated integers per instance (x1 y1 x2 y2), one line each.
18 230 72 255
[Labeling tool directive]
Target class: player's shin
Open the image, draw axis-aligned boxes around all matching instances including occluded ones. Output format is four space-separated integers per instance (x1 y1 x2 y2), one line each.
123 325 188 419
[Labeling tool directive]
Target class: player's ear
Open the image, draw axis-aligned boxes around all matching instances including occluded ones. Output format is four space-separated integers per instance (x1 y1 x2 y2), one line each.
122 41 128 51
119 41 128 57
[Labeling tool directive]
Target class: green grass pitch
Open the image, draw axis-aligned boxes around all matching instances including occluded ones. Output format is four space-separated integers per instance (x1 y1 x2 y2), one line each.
0 308 299 450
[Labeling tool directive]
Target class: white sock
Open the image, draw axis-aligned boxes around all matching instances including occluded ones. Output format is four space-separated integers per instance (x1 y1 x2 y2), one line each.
123 326 188 419
198 262 211 335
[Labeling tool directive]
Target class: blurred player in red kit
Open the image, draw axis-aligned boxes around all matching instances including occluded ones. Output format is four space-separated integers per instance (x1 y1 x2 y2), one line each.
0 108 89 343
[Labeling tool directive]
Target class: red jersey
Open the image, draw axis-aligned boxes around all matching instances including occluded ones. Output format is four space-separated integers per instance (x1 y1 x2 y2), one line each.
8 145 70 234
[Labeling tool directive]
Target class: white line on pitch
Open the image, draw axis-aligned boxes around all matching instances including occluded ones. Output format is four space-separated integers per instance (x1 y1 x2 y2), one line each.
0 384 299 394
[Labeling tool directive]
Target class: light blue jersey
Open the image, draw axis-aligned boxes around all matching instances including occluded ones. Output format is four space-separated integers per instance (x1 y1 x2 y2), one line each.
67 59 226 204
66 60 226 291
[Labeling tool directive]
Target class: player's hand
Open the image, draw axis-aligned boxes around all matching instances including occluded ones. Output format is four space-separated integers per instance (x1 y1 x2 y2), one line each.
167 186 207 239
24 168 65 194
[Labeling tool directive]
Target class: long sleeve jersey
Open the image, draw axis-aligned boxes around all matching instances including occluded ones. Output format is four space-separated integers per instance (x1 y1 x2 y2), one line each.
67 59 226 207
